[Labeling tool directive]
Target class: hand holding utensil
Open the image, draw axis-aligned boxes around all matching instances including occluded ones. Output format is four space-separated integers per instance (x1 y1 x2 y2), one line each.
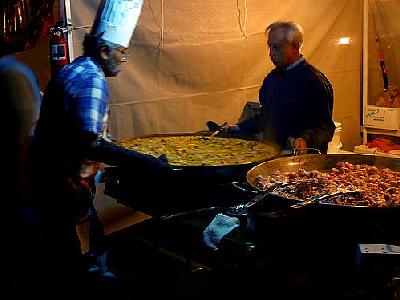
210 122 228 137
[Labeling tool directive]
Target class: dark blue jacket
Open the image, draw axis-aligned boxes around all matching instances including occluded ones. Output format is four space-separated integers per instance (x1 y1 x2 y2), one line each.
238 58 335 153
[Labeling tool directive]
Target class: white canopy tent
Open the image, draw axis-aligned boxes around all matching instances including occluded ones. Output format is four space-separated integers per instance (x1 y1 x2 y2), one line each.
67 0 400 151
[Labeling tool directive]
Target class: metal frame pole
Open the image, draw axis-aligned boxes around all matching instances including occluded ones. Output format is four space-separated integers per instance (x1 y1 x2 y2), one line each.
59 0 75 61
362 0 369 144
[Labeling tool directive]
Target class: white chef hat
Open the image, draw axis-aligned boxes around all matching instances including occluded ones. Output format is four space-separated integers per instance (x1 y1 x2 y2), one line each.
91 0 144 48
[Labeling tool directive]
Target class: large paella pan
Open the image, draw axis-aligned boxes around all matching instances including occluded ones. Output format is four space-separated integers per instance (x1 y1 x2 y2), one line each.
116 133 280 183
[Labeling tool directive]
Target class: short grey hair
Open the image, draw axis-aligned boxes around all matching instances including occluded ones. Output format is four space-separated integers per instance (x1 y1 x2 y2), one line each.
266 21 304 50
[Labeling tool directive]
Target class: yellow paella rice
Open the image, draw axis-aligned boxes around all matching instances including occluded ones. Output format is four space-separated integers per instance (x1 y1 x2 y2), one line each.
117 135 277 166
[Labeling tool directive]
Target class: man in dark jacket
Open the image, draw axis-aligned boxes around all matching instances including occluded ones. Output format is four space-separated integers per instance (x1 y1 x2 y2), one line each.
224 21 335 154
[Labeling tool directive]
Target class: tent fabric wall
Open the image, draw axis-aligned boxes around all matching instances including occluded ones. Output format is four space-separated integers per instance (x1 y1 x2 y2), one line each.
71 0 364 150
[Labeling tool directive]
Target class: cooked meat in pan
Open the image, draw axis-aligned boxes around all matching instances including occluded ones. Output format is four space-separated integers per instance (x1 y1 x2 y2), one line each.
254 161 400 207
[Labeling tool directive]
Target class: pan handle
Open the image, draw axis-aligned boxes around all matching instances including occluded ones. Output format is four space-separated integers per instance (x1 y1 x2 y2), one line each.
293 148 321 156
290 197 320 209
231 181 259 194
160 206 222 220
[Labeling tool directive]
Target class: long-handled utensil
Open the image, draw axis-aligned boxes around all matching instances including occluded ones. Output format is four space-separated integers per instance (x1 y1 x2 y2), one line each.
210 122 228 137
290 189 362 209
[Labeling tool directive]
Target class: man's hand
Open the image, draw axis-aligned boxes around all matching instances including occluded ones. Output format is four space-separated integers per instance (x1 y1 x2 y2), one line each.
293 138 307 155
221 124 240 133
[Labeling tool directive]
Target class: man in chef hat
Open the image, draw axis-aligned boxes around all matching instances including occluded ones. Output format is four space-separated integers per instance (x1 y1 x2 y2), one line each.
27 1 173 297
84 0 143 77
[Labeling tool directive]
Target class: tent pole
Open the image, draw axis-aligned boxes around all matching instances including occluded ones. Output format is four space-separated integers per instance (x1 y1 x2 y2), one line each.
59 0 75 62
362 0 368 144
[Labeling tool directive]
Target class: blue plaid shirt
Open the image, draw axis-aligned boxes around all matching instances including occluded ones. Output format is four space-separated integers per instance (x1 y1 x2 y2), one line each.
55 56 109 136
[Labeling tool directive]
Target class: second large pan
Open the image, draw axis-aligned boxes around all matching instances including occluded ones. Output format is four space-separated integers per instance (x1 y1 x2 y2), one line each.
247 153 400 184
245 154 400 251
246 153 400 212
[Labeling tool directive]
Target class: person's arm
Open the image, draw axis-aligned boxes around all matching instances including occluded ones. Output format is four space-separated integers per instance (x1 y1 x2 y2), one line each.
221 117 260 136
88 137 173 174
72 76 172 174
299 73 335 153
236 112 262 135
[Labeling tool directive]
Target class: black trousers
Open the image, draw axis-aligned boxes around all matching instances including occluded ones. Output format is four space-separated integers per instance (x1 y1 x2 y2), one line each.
86 179 107 257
